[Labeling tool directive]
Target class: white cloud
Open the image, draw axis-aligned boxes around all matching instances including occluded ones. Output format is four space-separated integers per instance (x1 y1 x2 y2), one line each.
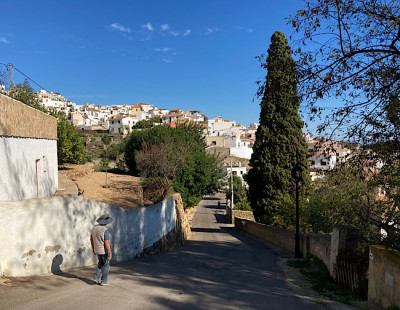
142 22 154 31
160 24 170 31
170 31 179 37
183 29 191 37
110 23 131 33
0 37 9 43
247 28 254 33
162 58 172 63
204 27 219 35
154 47 173 52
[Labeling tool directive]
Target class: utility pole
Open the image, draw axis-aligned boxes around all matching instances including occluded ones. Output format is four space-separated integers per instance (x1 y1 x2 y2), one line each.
7 63 14 87
230 158 234 209
291 164 303 258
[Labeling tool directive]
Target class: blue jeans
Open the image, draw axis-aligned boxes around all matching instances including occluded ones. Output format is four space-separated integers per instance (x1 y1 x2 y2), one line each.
94 254 110 284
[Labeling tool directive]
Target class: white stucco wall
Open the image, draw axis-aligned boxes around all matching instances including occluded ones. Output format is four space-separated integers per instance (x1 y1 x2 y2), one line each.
0 195 176 277
0 137 58 201
230 147 253 159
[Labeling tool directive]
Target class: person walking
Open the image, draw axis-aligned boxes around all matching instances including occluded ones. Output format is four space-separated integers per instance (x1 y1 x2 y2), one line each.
90 214 113 286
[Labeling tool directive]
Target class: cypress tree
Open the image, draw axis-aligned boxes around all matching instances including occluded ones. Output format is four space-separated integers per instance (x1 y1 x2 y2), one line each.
247 31 310 226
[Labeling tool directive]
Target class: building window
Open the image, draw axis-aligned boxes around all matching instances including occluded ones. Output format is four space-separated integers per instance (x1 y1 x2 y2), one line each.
233 171 237 176
211 141 216 146
321 161 327 166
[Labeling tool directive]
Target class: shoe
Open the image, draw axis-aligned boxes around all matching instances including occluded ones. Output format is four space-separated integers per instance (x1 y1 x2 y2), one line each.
100 282 109 286
93 279 100 284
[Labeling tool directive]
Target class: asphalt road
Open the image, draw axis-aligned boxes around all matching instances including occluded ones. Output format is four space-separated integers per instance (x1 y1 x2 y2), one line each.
0 194 329 310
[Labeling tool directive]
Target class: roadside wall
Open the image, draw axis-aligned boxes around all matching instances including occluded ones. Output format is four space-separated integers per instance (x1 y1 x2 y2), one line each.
226 207 255 224
0 93 58 201
0 195 177 277
234 218 331 268
368 245 400 308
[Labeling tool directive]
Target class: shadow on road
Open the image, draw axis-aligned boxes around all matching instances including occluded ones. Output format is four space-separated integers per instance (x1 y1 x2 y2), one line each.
51 254 96 285
202 197 220 201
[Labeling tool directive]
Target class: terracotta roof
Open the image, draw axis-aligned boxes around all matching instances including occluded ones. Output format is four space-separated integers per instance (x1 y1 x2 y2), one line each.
326 146 350 152
132 104 141 109
109 115 132 120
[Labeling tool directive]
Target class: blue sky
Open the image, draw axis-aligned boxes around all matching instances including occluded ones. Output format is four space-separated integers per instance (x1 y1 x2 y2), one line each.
0 0 308 128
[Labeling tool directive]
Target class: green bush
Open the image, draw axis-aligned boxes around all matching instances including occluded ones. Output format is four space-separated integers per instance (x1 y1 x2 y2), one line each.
125 124 225 208
235 200 252 211
116 160 126 171
101 134 112 145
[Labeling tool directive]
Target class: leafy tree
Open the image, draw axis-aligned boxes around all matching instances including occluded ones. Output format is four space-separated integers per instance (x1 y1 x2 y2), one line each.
288 0 400 143
125 124 225 208
8 79 85 165
226 175 248 208
247 31 311 226
101 134 112 145
57 116 86 165
304 162 399 250
102 140 127 160
226 175 252 211
8 80 47 113
132 116 161 129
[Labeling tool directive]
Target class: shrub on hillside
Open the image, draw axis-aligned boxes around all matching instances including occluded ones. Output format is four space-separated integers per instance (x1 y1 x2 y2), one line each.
124 124 225 208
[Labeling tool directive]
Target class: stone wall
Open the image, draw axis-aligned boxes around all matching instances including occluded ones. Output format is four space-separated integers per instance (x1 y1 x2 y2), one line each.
0 194 179 277
0 93 57 139
226 207 255 224
368 245 400 308
141 193 191 255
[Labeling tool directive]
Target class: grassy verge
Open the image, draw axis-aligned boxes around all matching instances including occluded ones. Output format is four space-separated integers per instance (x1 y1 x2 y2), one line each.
287 254 360 306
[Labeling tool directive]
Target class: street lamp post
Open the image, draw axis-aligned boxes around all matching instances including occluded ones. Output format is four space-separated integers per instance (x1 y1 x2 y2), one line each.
291 164 303 258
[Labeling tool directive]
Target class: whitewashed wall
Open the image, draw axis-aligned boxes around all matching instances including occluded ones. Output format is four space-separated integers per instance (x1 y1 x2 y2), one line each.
230 147 253 159
0 137 58 201
0 195 176 277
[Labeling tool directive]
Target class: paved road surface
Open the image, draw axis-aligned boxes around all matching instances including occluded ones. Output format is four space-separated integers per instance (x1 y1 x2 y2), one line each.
0 194 329 310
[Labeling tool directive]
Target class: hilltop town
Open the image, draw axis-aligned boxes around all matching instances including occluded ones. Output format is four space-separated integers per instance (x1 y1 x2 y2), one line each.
36 89 382 182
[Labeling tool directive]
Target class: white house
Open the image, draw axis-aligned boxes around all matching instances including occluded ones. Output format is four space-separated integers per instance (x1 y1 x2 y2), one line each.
224 164 247 184
161 112 188 124
37 90 71 109
308 155 337 171
186 110 205 123
109 115 135 134
140 103 153 112
225 137 254 159
208 118 237 136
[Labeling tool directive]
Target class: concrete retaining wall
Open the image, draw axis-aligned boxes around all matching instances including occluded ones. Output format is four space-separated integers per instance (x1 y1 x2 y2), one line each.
0 195 177 277
234 218 331 268
0 137 58 200
368 245 400 308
